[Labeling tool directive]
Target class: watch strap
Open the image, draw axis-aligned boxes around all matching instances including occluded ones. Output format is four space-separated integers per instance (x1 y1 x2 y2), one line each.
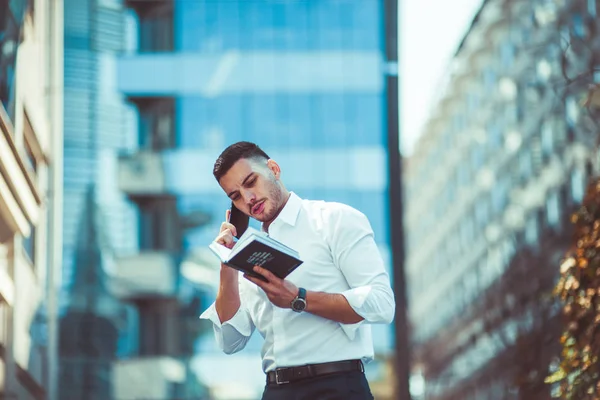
297 287 307 300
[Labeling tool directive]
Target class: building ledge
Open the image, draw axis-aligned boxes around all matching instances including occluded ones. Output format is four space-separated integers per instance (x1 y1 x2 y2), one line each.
0 267 14 306
0 104 42 231
113 356 186 400
0 161 30 240
108 251 179 300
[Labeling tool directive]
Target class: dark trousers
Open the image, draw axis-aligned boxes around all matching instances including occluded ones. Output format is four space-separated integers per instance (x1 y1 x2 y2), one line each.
261 370 374 400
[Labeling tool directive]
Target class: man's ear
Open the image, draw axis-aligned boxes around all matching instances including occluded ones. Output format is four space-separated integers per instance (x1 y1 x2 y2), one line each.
266 159 281 179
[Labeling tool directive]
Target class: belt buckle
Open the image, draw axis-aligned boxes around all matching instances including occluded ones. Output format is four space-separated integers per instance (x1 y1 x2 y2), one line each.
275 369 289 385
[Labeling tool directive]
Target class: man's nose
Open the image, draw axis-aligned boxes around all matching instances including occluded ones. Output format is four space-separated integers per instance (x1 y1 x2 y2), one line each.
242 190 256 204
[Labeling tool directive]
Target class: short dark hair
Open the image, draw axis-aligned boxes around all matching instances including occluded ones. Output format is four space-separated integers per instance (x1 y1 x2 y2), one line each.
213 141 270 182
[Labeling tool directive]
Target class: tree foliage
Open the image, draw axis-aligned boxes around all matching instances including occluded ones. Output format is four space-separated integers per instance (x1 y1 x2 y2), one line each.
547 177 600 399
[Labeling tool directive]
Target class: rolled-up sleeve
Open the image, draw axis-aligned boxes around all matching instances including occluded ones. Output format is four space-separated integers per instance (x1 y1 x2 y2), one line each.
326 205 396 339
199 294 255 354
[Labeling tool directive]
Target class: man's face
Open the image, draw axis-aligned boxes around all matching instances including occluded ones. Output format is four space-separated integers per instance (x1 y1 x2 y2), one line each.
219 157 285 223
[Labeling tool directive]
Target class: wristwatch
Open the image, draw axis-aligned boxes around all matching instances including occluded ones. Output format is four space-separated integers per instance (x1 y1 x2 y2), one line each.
290 287 307 313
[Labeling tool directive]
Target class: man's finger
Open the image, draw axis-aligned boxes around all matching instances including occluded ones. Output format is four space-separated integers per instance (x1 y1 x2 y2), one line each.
220 222 237 237
253 266 279 283
244 274 271 291
216 228 232 241
216 229 235 248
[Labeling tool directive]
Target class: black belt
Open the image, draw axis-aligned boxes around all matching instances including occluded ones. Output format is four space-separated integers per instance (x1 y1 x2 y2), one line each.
266 359 364 385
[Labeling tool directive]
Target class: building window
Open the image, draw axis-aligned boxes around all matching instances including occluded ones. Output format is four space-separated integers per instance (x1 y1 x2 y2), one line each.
501 237 516 265
541 121 555 156
491 179 508 214
453 114 465 134
23 112 40 177
24 138 37 173
589 0 598 16
525 213 539 245
488 121 502 148
546 191 560 227
519 149 533 183
446 181 456 203
571 14 587 38
138 196 180 252
482 68 496 92
470 146 484 170
460 217 475 248
467 92 479 113
457 161 470 187
0 0 28 119
441 129 452 149
463 267 479 303
138 2 174 52
570 168 586 203
565 96 580 127
499 42 515 69
475 197 490 229
136 98 176 151
22 226 35 264
504 104 518 125
0 301 8 349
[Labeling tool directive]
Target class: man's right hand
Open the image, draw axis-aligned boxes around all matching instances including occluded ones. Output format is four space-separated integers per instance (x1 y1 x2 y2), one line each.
215 209 241 323
216 210 238 272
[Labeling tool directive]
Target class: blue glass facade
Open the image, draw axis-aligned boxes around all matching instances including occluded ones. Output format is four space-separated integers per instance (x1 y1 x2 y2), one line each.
120 0 392 369
176 1 381 52
63 0 137 291
177 94 383 148
60 0 139 397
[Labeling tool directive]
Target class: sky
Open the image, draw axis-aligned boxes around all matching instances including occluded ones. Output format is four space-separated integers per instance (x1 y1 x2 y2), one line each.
400 0 484 155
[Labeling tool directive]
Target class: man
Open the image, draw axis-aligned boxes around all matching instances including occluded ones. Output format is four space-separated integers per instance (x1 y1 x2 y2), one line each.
200 141 395 399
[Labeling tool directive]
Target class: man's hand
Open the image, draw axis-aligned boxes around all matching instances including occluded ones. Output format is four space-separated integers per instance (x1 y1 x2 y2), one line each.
244 266 298 309
216 209 239 273
245 266 363 323
215 210 241 323
216 209 237 249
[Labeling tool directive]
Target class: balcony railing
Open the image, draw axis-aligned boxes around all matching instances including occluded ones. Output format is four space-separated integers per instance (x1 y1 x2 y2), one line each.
117 151 168 196
113 356 184 398
108 251 178 300
113 356 210 400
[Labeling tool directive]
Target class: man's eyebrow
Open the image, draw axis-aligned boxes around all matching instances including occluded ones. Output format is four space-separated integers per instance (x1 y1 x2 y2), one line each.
227 173 254 198
241 172 255 186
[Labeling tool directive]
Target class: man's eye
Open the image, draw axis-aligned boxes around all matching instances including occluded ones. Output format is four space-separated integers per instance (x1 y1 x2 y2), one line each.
247 178 257 187
231 194 240 201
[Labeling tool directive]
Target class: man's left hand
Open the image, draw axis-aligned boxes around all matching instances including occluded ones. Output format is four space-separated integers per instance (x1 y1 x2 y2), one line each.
244 266 298 309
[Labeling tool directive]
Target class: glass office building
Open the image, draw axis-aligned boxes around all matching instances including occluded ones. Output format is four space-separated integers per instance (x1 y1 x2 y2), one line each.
60 0 138 397
118 0 393 397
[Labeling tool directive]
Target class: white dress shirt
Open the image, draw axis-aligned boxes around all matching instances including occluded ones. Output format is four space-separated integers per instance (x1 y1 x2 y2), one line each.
200 192 395 373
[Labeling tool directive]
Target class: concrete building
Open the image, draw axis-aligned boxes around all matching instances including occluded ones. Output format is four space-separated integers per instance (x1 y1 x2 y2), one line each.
0 0 63 398
405 0 599 398
116 0 394 398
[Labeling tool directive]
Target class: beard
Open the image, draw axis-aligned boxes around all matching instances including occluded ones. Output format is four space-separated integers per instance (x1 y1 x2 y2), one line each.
255 178 285 223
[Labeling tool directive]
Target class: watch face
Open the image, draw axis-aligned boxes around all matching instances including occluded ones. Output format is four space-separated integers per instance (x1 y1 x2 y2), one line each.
292 298 306 312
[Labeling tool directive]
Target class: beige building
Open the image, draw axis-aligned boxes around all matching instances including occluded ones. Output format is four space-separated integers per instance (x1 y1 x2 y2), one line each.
0 0 63 399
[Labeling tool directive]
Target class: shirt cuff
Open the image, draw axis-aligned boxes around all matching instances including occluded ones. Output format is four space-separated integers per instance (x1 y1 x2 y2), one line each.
199 302 253 337
339 286 372 340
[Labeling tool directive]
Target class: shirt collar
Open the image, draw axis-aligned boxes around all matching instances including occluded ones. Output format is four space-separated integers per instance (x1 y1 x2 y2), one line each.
264 191 302 230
